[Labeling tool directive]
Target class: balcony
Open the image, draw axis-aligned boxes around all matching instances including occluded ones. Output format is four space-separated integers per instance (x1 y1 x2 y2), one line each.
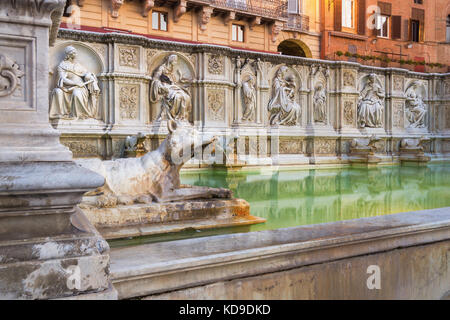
209 0 288 20
182 0 288 21
284 13 309 32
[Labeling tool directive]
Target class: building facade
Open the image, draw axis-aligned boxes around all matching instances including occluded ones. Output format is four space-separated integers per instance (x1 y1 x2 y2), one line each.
49 0 450 167
62 0 321 58
320 0 450 72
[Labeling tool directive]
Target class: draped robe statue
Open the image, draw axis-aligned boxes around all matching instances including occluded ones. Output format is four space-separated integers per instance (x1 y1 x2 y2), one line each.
150 54 191 122
405 83 427 128
268 66 300 126
242 75 256 122
313 83 327 123
49 46 100 120
357 74 384 128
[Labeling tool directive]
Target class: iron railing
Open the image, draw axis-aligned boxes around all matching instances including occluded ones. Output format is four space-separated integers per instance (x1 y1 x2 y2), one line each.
285 13 309 32
210 0 288 20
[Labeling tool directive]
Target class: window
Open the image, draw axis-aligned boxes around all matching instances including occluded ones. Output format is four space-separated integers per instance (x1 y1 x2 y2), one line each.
413 0 423 4
342 0 355 29
447 15 450 42
288 0 299 14
377 14 389 38
411 19 420 42
232 24 244 42
152 11 167 31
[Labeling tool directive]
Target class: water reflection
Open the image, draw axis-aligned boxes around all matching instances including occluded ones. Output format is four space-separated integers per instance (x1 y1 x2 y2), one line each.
181 164 450 231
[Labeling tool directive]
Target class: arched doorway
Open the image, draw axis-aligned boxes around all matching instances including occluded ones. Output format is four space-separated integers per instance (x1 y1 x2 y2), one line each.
277 39 312 58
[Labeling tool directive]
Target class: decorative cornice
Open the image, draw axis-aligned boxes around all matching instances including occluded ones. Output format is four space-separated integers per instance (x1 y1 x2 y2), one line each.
57 29 450 80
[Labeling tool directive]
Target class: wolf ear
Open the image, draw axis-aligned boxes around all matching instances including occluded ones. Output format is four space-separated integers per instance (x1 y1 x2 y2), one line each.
167 120 177 134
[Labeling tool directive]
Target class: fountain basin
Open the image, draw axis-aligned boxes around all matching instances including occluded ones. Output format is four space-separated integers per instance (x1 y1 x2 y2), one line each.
81 198 265 240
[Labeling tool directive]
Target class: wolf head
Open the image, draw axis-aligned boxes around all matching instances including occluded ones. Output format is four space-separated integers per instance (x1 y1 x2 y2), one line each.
163 120 217 168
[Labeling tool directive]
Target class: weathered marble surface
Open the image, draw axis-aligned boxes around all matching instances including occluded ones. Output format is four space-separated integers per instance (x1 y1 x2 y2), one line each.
76 120 232 205
0 0 116 300
51 29 450 166
110 207 450 299
81 198 265 240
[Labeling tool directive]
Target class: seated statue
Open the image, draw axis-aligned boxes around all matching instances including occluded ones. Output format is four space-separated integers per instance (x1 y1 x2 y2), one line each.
76 121 232 207
405 83 427 128
268 66 300 126
49 46 100 120
150 54 192 122
357 74 384 128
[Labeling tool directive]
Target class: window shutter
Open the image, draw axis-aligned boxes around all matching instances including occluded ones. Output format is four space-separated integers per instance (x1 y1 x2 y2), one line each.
412 8 425 42
288 0 298 14
404 19 410 40
335 0 342 31
358 0 366 35
392 15 402 39
378 2 392 15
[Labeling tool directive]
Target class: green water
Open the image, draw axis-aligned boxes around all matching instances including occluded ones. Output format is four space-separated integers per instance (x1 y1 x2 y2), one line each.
109 163 450 248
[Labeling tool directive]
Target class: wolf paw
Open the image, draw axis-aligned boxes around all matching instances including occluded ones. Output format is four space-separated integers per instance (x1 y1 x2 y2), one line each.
96 195 118 208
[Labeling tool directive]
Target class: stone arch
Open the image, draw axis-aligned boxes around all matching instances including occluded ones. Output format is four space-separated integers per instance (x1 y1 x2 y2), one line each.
49 41 105 92
148 52 195 123
269 64 302 94
277 39 312 58
147 51 196 79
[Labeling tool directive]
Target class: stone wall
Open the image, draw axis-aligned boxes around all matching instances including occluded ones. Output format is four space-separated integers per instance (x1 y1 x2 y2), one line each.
51 28 450 166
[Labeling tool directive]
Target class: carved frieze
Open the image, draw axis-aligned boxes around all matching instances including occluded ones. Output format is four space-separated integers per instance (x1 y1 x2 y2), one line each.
118 46 138 68
343 71 355 87
208 54 224 75
89 43 107 60
393 103 404 127
207 89 225 121
0 53 24 98
314 139 335 154
446 105 450 129
279 139 302 154
343 101 354 126
62 140 98 156
119 84 139 120
393 76 403 92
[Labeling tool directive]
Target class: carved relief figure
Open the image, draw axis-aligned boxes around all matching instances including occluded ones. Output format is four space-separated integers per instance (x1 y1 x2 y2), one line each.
313 83 327 123
357 73 384 128
242 75 256 122
150 54 192 122
405 82 427 128
268 66 300 126
49 46 100 120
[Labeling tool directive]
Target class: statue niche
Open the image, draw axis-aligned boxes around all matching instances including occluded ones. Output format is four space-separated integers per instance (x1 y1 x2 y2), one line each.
241 74 256 122
405 81 427 128
357 73 385 128
150 54 192 122
313 82 327 123
268 66 301 126
49 45 101 121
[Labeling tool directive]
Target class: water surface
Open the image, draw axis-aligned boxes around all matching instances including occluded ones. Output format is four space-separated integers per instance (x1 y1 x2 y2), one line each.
109 163 450 247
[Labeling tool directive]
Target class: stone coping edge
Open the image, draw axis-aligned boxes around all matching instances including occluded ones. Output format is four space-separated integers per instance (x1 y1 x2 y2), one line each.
110 207 450 298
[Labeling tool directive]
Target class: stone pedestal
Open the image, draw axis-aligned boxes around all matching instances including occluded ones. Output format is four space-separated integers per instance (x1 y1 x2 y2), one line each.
81 198 265 240
0 1 116 299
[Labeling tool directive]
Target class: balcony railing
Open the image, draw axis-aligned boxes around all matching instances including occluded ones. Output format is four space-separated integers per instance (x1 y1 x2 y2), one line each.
210 0 288 20
285 13 309 32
